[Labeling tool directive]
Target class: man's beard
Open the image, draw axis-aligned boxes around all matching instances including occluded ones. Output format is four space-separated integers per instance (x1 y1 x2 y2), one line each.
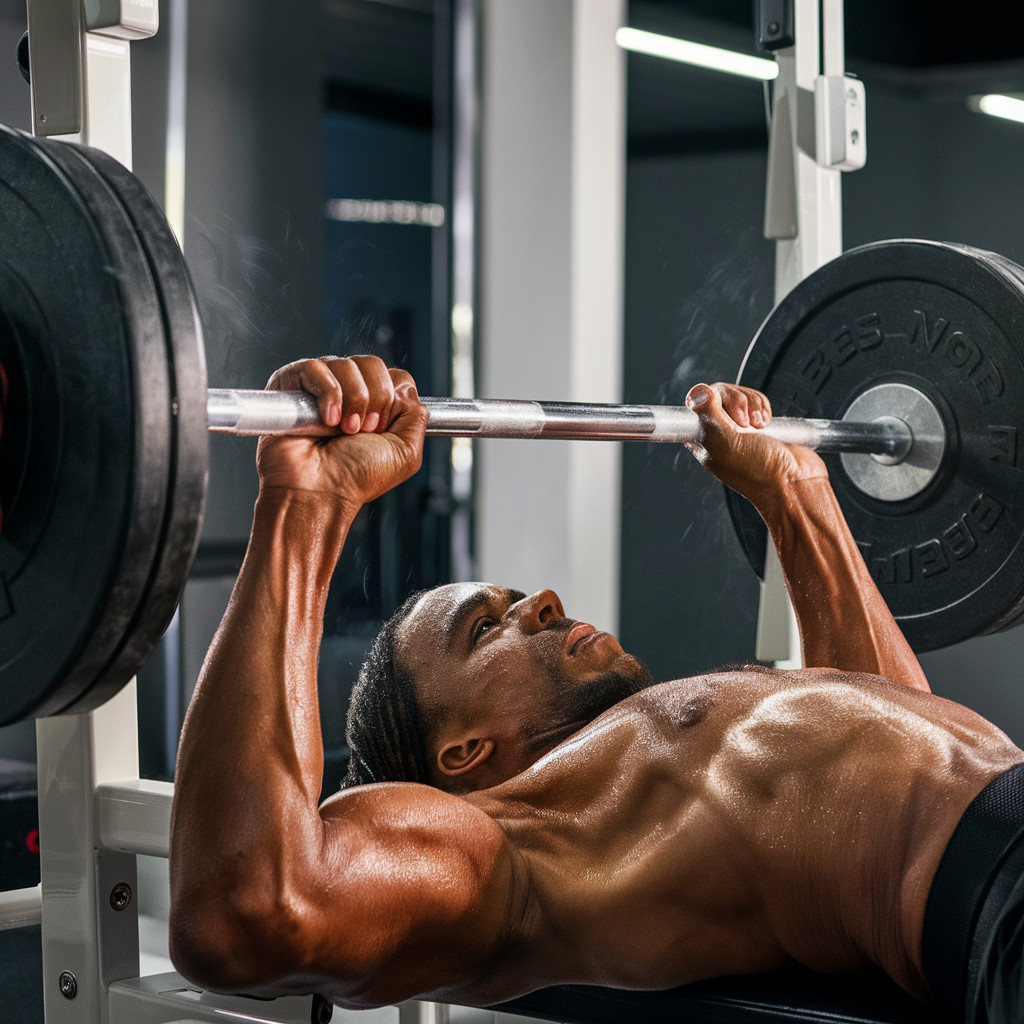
524 656 655 748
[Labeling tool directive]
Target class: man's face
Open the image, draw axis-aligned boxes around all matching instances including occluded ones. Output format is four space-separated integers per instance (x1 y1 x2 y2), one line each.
396 583 653 783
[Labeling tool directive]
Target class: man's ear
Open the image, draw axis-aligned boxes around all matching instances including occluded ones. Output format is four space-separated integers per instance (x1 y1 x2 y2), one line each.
437 736 496 780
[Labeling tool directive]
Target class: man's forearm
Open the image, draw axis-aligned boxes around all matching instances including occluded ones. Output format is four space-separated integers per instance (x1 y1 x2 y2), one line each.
756 477 929 691
171 488 357 911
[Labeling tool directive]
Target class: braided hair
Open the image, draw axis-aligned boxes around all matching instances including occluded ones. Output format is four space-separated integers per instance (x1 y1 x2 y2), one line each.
341 590 433 788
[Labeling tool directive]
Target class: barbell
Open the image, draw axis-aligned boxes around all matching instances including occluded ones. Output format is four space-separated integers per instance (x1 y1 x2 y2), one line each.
208 388 938 503
2 122 1024 726
209 387 917 453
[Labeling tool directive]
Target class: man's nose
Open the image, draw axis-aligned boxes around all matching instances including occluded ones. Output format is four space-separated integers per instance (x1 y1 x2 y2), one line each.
511 589 566 633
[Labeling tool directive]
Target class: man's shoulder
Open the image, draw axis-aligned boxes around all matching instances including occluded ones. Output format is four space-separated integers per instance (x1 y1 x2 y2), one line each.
321 779 514 855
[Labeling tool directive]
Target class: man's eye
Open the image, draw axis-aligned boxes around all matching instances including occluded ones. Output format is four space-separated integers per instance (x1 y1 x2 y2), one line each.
472 617 497 643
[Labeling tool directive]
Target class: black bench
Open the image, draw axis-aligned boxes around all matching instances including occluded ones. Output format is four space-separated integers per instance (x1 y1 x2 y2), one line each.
495 969 941 1023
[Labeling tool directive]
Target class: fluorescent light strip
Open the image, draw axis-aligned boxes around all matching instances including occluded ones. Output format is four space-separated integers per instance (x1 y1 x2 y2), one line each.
616 26 778 82
977 94 1024 125
325 198 446 227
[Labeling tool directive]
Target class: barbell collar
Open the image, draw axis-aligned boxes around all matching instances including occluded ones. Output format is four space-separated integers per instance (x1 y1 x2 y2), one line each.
206 388 913 458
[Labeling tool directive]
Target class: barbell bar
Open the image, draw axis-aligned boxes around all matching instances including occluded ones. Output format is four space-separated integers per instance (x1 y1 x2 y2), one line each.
206 387 916 457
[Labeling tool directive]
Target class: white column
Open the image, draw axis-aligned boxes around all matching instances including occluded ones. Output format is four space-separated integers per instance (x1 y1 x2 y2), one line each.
757 0 843 664
770 1 842 291
30 6 150 1020
477 0 625 631
36 686 142 1024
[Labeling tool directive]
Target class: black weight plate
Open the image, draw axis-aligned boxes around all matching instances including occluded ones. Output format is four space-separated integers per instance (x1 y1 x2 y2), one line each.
727 239 1024 653
0 126 158 722
28 136 179 713
49 140 207 713
28 136 181 714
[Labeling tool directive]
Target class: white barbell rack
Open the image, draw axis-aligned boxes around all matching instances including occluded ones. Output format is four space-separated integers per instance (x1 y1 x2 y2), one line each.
756 0 864 665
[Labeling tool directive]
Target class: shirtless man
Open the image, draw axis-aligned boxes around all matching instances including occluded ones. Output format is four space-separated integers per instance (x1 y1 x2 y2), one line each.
169 356 1024 1024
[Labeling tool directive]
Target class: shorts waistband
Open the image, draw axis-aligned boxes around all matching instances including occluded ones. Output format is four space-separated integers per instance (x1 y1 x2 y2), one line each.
922 762 1024 1019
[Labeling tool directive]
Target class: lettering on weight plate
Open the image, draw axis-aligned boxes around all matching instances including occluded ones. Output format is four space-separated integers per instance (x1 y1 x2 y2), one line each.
913 539 947 577
800 349 832 394
940 517 975 562
800 313 884 394
862 492 1004 584
898 310 1005 405
778 394 810 418
870 547 913 585
855 312 883 350
888 311 948 352
970 491 1003 532
988 426 1018 466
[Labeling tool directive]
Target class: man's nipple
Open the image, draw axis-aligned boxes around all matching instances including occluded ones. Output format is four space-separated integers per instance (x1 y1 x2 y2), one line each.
677 695 713 728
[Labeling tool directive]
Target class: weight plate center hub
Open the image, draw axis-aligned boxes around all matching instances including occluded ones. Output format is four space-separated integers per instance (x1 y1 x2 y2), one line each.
840 383 947 502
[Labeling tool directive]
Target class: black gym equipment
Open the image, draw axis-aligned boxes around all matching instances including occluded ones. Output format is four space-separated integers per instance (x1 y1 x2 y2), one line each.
728 240 1024 651
0 125 206 723
2 126 173 721
496 968 937 1024
4 123 1024 724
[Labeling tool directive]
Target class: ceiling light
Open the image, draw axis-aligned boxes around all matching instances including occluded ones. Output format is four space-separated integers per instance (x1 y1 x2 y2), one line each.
616 26 778 82
974 94 1024 125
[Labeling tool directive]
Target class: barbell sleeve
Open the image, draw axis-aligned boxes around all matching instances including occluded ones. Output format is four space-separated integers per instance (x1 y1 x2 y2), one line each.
207 388 914 458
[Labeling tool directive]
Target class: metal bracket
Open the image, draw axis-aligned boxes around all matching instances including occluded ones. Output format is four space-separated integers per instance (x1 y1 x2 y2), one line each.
763 87 797 240
814 74 866 170
26 0 84 135
757 0 794 51
108 973 335 1023
84 0 158 40
25 0 158 142
812 0 866 171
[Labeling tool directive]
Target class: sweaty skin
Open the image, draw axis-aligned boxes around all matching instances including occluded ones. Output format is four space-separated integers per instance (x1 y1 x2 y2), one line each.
169 360 1024 1010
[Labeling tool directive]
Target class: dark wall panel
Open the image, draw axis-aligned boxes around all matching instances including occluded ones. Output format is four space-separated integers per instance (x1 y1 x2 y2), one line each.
621 150 774 680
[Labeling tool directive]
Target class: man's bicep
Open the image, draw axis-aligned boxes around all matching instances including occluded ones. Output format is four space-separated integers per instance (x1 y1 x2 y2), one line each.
307 784 523 1006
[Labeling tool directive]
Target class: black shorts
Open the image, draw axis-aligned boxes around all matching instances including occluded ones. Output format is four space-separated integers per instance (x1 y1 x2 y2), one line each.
922 762 1024 1024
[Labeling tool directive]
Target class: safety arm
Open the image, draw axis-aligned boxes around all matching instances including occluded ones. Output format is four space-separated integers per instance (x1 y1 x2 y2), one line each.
754 476 930 692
